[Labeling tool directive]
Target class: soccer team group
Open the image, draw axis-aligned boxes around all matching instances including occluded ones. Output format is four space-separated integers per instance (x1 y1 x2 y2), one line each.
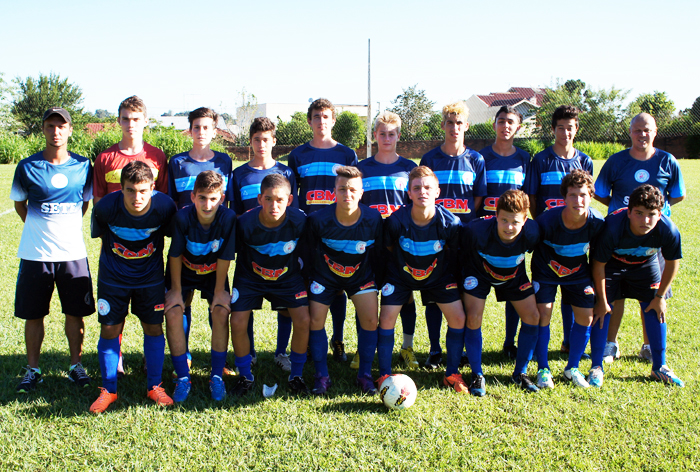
11 95 686 414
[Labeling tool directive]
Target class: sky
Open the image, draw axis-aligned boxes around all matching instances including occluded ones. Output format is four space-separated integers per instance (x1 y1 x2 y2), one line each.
2 0 698 119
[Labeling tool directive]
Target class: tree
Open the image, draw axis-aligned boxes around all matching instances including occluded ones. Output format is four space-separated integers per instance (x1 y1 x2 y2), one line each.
0 72 19 131
415 113 444 140
690 96 700 124
174 111 189 117
276 112 313 146
12 73 84 134
389 85 435 139
332 111 365 149
632 91 675 126
94 109 114 120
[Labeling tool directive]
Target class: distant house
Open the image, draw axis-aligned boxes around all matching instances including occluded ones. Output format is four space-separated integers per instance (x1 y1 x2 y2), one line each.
465 87 545 132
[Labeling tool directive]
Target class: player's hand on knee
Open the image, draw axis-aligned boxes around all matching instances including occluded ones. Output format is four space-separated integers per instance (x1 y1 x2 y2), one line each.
164 289 185 313
210 290 232 315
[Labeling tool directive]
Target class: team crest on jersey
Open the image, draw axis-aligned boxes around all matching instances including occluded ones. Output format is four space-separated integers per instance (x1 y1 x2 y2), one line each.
252 261 288 281
548 260 582 277
645 248 658 256
97 299 110 316
635 170 650 183
584 286 595 295
483 263 518 282
519 282 532 291
112 242 155 259
404 258 438 281
310 281 325 294
445 283 457 290
650 282 660 290
324 254 361 278
332 164 342 175
516 254 525 265
211 240 220 252
359 281 376 291
395 177 408 191
230 288 239 303
355 241 367 254
295 291 308 299
533 281 540 293
51 173 68 189
433 241 443 252
382 283 395 296
154 304 164 311
145 227 158 236
463 276 478 290
283 241 296 254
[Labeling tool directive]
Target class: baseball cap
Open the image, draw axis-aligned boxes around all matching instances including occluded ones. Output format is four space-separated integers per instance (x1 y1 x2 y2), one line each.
42 107 72 124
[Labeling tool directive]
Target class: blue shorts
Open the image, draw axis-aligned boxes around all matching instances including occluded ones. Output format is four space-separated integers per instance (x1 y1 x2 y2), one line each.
380 273 460 306
15 259 95 320
165 266 230 305
605 260 660 305
308 276 377 305
461 268 534 302
97 280 165 325
230 275 309 312
534 280 595 308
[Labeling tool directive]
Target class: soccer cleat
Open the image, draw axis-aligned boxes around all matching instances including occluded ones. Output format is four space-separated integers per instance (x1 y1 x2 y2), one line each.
210 375 227 400
560 342 570 354
90 388 118 414
602 341 620 364
503 344 518 360
563 367 590 388
147 384 174 406
274 353 292 372
16 366 42 393
512 373 540 393
222 361 237 377
459 351 470 368
652 365 685 387
171 358 193 379
638 344 653 362
376 374 390 389
172 377 192 403
424 351 442 370
331 340 347 362
400 347 420 369
356 374 377 395
470 374 486 397
311 373 331 395
443 373 469 394
288 375 309 395
349 352 360 370
68 363 91 388
588 367 604 388
230 376 255 396
536 368 554 389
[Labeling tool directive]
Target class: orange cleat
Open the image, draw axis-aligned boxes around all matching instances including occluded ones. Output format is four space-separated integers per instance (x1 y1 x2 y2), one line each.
147 383 174 406
90 388 118 414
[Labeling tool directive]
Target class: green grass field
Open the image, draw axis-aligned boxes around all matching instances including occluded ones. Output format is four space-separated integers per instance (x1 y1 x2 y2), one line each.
0 161 699 471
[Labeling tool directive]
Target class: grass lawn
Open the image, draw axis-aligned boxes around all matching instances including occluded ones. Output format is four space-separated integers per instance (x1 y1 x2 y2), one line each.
0 161 698 471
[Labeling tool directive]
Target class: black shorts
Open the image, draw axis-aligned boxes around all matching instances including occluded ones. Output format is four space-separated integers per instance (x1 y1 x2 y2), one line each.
230 275 309 312
605 260 660 305
15 259 95 320
308 276 377 305
97 280 165 325
461 268 534 302
533 280 595 309
380 273 460 307
165 267 230 305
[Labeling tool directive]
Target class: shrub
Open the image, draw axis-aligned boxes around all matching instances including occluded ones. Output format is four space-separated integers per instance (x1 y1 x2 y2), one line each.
574 141 626 160
332 111 365 150
515 139 550 157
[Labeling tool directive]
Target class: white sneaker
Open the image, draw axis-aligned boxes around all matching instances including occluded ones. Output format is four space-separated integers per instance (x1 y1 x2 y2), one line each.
274 353 291 372
638 344 652 362
588 367 604 388
602 341 620 364
536 368 554 389
564 367 590 388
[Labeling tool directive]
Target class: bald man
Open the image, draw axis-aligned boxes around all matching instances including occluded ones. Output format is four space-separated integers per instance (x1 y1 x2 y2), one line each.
594 112 686 362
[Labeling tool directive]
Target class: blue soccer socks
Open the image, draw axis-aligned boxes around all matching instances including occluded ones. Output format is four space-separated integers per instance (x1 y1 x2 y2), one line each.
590 313 611 369
276 312 292 356
445 327 465 377
329 293 347 343
566 322 591 370
171 353 190 380
400 301 417 338
309 329 329 377
211 349 227 379
535 324 551 370
98 336 120 394
642 304 667 371
144 334 166 390
504 302 519 347
377 328 395 377
425 304 443 354
236 354 254 381
561 303 574 347
357 327 378 378
289 350 306 380
183 305 192 361
464 327 483 376
514 322 538 375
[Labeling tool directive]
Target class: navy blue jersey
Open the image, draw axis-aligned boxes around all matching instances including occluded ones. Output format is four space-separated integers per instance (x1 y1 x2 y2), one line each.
230 161 297 215
523 147 593 217
169 205 237 277
594 148 685 216
591 209 682 267
461 217 540 283
384 205 461 289
478 145 530 217
419 146 487 223
287 142 358 214
234 206 306 283
532 206 605 284
306 203 383 286
92 191 176 288
167 151 234 209
357 156 416 218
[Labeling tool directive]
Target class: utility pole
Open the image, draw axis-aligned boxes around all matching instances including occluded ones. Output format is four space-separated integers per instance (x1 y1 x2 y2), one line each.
366 39 372 159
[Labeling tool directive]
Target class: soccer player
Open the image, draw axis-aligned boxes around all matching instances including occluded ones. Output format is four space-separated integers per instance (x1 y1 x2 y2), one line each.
378 166 468 394
231 117 297 372
306 166 383 394
419 101 486 369
89 161 177 413
461 190 541 395
357 111 418 369
228 173 310 396
523 105 593 355
164 171 236 402
478 105 531 360
532 170 605 389
11 107 95 393
594 113 686 363
591 184 684 387
288 99 358 363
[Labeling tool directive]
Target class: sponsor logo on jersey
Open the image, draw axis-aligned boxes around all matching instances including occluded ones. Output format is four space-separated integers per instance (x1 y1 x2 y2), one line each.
310 281 325 294
252 261 288 281
183 256 217 275
112 242 155 259
97 299 110 316
519 282 532 291
584 286 595 295
544 198 565 210
324 254 362 278
548 260 582 277
230 288 239 303
51 173 68 189
41 202 81 214
611 254 648 265
359 281 376 291
612 207 627 215
381 283 395 296
483 262 518 282
635 169 650 183
445 283 457 290
371 204 403 217
650 282 660 290
295 291 308 299
483 196 498 212
306 190 336 205
154 303 164 311
436 198 471 213
403 258 438 281
463 276 478 290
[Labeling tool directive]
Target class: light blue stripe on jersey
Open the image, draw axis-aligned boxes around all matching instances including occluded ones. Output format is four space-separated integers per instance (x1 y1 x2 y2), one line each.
250 239 298 256
615 247 658 258
543 240 589 257
399 236 445 256
478 251 525 268
299 162 340 178
186 238 224 256
322 238 375 254
362 176 405 191
109 225 159 241
434 170 474 186
239 184 260 201
486 170 524 186
540 172 566 185
176 175 229 192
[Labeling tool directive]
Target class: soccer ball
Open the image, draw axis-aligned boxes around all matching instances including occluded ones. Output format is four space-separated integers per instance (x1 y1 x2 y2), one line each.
379 374 417 410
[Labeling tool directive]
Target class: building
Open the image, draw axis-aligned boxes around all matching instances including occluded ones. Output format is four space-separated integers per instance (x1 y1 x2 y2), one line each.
465 87 545 132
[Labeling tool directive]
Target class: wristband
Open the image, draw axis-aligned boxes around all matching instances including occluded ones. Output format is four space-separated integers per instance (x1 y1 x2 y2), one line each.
655 293 665 299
